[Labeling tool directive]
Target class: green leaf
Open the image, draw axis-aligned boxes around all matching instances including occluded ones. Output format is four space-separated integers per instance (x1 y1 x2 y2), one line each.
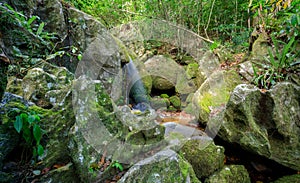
112 161 123 171
20 113 28 123
37 22 45 36
14 116 23 133
291 14 298 27
27 16 37 26
33 124 42 144
77 53 82 61
28 115 35 124
34 114 40 122
22 127 32 144
37 144 44 156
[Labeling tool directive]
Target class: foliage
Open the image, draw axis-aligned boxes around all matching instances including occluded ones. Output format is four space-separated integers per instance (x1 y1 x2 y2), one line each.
252 35 299 89
13 111 45 160
112 161 124 171
0 3 82 77
0 3 57 58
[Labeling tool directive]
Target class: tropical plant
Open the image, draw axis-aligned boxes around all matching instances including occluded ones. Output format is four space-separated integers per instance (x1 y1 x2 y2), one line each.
14 112 45 160
252 35 298 89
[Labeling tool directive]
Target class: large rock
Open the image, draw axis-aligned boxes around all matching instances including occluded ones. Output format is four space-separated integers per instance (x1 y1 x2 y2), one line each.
205 165 251 183
144 55 179 90
0 92 78 182
6 62 74 108
180 139 225 179
218 83 300 170
118 149 201 183
194 69 243 123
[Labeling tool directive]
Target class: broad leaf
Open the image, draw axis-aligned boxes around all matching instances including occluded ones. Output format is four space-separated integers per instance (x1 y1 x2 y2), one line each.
37 144 44 156
14 116 22 133
22 127 32 144
33 124 42 144
20 113 28 123
28 115 35 124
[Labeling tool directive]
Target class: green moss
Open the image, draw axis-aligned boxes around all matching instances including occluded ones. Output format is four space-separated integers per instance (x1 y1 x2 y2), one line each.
186 63 199 79
180 140 225 179
169 95 181 109
199 92 213 113
205 165 251 183
160 93 169 98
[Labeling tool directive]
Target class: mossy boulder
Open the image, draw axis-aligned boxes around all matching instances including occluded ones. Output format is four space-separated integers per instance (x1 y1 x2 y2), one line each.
197 51 220 78
144 55 180 90
194 69 242 124
118 149 201 183
180 139 225 179
6 62 74 108
150 97 169 110
0 92 78 182
219 83 300 170
169 95 181 110
186 62 206 88
205 165 251 183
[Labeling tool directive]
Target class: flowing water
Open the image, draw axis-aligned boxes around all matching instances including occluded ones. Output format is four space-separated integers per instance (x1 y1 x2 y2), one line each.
124 58 150 111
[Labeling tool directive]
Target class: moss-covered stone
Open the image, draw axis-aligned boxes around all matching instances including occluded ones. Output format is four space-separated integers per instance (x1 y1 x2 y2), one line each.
169 95 181 109
219 83 300 170
160 94 169 98
150 97 169 110
180 139 225 179
205 165 251 183
118 149 201 183
194 69 242 124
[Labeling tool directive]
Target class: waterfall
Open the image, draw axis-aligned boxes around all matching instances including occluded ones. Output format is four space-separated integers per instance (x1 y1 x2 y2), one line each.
124 58 150 111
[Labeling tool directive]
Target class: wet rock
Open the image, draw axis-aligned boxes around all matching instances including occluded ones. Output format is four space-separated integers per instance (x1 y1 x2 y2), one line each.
205 165 251 183
118 149 201 183
180 139 225 179
194 69 242 124
219 83 300 170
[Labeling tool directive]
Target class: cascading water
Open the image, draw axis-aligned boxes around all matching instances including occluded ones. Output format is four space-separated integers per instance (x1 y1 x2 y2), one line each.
124 58 150 111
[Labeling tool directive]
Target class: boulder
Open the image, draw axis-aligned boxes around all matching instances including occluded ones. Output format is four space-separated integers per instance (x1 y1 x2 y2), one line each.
6 62 74 108
194 69 242 124
118 149 201 183
0 92 78 182
205 165 251 183
219 83 300 170
197 51 220 78
144 55 178 90
180 139 225 179
169 95 181 110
